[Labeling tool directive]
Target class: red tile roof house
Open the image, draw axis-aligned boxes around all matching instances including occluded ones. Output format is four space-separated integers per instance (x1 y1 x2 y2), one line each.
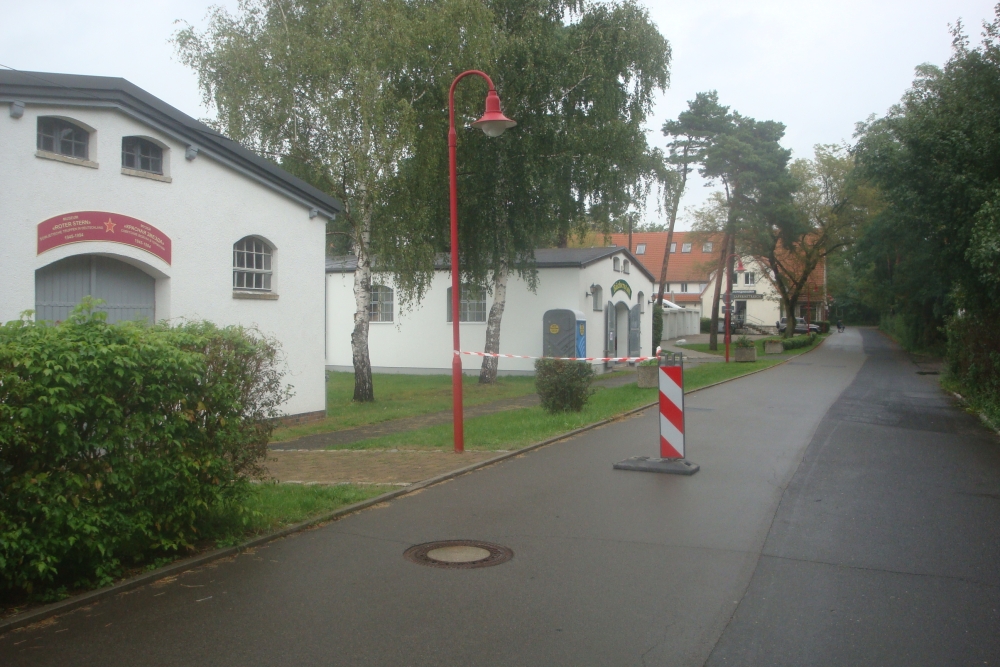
608 231 828 334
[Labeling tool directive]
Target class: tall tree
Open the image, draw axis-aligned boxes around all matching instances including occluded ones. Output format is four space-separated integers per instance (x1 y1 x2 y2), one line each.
740 145 869 337
390 0 671 383
699 112 793 348
175 0 492 401
656 91 730 307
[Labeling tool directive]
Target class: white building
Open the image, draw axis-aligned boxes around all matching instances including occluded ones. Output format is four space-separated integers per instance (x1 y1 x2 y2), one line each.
326 248 656 375
0 71 342 421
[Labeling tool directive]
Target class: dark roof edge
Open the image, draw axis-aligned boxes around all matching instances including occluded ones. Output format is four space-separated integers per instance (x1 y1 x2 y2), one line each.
0 71 342 218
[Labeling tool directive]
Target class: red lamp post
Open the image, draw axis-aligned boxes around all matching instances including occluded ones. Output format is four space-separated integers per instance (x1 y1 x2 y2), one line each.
448 70 516 454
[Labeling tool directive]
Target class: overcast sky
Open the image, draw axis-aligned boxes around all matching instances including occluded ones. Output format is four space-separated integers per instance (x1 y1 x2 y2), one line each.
2 0 996 228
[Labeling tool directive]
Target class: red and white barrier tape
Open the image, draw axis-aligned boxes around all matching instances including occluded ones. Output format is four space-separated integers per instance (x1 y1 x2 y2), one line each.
456 350 658 363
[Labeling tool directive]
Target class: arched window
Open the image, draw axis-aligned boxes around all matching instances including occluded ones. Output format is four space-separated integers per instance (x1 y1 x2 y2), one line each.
446 285 487 322
122 137 163 174
623 259 630 274
370 285 394 322
233 237 272 291
638 291 645 313
613 257 621 272
37 117 89 159
591 285 603 311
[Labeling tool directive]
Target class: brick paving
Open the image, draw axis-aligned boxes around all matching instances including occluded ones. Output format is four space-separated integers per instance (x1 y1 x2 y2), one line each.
265 449 500 485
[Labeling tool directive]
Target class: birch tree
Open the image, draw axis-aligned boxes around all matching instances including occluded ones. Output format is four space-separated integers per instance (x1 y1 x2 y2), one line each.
175 0 492 401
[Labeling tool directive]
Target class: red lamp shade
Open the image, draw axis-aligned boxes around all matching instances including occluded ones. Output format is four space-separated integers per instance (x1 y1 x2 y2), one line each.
472 89 517 137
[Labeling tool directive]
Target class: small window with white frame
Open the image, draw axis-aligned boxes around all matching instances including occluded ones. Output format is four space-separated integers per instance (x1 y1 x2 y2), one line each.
37 117 89 159
670 243 676 253
635 243 646 254
623 259 630 274
681 282 688 293
681 243 692 253
613 257 621 272
592 285 603 311
122 137 164 175
638 291 645 313
703 242 713 253
233 236 273 291
370 285 394 322
745 272 755 285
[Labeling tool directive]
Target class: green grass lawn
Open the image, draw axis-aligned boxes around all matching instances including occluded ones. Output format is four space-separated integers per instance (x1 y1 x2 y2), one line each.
206 482 393 547
331 355 798 452
271 372 537 442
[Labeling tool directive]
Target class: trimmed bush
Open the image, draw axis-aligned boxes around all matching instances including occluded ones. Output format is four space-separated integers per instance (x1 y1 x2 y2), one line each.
816 320 830 333
0 303 290 595
534 359 595 413
700 317 712 333
781 332 818 350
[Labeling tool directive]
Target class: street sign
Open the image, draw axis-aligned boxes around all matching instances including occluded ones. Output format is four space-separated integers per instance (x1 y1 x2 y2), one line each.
721 306 732 313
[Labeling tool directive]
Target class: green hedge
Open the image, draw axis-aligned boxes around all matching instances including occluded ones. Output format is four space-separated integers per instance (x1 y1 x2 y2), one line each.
781 332 818 350
652 304 664 347
946 313 1000 424
700 317 712 334
0 303 289 595
534 359 594 413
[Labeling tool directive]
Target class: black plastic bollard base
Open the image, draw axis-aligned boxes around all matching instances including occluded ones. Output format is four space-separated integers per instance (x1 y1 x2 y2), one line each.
613 456 700 475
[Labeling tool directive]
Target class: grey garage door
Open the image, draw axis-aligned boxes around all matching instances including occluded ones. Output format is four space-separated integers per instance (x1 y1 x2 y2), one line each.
35 255 155 323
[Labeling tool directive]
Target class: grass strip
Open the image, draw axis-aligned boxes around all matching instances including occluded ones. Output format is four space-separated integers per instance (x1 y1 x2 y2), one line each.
332 357 791 452
272 372 536 442
204 483 394 546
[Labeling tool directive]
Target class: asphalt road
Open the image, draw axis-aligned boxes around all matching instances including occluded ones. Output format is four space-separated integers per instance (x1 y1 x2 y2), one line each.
3 328 998 666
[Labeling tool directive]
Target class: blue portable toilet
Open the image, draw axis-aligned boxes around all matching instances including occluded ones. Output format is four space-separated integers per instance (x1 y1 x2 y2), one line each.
543 309 587 358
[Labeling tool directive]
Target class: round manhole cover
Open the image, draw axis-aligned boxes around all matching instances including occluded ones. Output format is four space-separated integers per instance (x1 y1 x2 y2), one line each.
403 540 513 569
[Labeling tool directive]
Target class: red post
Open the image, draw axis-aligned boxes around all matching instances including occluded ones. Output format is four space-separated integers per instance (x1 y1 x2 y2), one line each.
447 71 515 454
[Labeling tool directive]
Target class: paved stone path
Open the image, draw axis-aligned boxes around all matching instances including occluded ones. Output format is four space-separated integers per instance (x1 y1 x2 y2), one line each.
266 449 499 486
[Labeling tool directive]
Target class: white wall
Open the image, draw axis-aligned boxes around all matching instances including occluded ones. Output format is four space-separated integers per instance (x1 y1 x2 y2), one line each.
1 104 327 416
700 258 782 327
326 252 654 374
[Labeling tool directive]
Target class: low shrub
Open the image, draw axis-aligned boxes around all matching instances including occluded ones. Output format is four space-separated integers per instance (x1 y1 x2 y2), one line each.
0 302 290 595
700 317 712 334
781 332 818 350
734 335 755 349
816 320 830 333
534 358 594 413
946 312 1000 424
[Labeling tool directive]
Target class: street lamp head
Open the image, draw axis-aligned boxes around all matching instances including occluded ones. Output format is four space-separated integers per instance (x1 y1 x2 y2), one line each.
472 89 516 137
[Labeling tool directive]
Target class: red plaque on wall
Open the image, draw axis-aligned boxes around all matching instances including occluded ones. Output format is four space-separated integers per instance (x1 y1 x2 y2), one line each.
37 211 171 265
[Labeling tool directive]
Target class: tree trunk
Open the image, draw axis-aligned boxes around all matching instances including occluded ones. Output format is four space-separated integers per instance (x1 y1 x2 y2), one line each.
350 210 375 402
479 264 509 384
656 149 689 306
708 231 732 350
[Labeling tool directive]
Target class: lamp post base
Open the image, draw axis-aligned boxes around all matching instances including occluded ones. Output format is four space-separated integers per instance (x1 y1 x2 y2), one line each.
613 456 700 475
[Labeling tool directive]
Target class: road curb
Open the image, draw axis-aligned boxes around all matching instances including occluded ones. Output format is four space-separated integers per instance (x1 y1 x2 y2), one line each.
0 336 828 635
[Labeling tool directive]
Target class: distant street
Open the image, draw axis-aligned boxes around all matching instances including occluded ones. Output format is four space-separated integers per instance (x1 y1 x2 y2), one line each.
3 328 998 666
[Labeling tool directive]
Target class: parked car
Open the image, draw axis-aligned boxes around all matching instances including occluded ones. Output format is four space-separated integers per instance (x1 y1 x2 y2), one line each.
777 317 820 334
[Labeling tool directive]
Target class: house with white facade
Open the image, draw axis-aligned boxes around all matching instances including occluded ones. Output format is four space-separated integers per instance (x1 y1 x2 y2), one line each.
326 247 656 375
0 70 342 421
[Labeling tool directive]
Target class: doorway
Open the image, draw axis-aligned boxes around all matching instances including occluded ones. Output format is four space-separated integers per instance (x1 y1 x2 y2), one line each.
615 302 629 356
35 255 155 323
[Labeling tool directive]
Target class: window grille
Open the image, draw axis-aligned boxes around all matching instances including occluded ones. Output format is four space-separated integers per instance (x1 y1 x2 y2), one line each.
446 285 487 322
233 237 272 291
122 137 163 174
37 117 88 159
369 285 394 322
